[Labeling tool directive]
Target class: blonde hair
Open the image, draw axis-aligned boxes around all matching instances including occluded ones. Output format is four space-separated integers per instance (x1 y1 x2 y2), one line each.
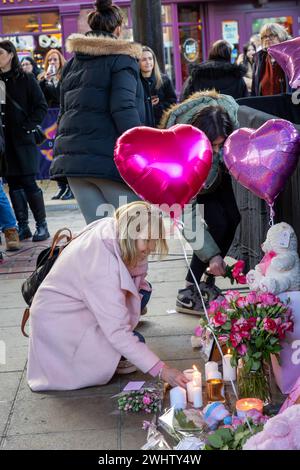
260 23 289 43
115 201 168 267
141 46 163 90
38 49 66 81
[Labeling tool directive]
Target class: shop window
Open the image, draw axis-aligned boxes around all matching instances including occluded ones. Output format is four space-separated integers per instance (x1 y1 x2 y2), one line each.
252 16 293 35
179 24 203 85
78 7 129 34
3 14 39 34
163 26 175 84
40 12 60 32
178 3 201 24
162 5 172 24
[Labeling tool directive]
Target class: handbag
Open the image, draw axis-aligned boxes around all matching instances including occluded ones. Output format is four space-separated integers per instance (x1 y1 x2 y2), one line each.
5 92 47 146
21 228 73 337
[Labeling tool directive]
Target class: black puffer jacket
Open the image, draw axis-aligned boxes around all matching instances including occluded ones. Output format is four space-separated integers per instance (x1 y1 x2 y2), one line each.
0 70 47 177
181 60 248 101
50 32 146 182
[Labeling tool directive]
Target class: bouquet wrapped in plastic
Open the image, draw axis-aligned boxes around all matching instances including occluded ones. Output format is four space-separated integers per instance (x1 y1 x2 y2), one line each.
114 382 163 414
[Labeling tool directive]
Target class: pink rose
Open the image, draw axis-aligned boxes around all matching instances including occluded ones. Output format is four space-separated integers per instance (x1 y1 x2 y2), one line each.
194 325 204 337
236 274 247 285
218 334 230 344
220 299 230 309
143 395 151 405
258 293 278 306
232 260 245 278
236 343 248 356
246 292 258 304
263 318 277 333
236 297 248 308
225 290 240 302
208 299 222 314
212 311 228 327
278 321 294 339
230 332 242 348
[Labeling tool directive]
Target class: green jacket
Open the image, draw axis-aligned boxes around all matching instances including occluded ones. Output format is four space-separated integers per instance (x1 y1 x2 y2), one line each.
160 90 239 263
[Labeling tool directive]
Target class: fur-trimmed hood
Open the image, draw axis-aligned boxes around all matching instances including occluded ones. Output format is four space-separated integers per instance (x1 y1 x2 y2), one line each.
190 60 247 79
66 33 142 59
159 89 239 129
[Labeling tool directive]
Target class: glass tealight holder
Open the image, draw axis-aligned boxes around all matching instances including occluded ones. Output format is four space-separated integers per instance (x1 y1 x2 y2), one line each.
206 378 225 403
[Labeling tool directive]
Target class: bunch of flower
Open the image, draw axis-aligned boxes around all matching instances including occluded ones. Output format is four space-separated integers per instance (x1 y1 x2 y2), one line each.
224 260 247 285
117 389 161 414
204 417 265 450
196 290 293 372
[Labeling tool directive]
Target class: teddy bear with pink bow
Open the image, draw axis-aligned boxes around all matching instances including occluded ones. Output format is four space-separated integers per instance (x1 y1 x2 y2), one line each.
246 222 300 295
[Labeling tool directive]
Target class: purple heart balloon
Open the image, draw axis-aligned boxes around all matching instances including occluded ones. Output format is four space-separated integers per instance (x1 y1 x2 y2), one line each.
223 119 300 206
268 37 300 89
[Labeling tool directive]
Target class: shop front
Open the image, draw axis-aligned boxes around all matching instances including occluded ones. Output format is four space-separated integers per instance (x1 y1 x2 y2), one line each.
0 0 299 95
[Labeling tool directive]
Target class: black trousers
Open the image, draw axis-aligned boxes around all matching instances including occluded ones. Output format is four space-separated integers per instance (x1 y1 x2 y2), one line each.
5 175 40 196
186 173 241 284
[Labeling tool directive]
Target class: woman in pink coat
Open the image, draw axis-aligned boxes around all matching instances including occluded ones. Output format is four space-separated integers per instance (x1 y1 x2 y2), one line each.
27 201 189 391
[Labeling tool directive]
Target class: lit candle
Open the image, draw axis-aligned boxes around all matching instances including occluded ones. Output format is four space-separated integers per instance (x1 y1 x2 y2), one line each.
170 386 187 410
193 385 203 409
236 398 263 418
205 361 219 380
222 349 237 382
192 365 202 386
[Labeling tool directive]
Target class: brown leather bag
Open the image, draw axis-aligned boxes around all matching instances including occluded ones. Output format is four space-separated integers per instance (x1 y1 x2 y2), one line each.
21 227 73 337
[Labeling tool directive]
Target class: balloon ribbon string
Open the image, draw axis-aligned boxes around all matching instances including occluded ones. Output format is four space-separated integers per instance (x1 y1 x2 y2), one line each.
269 203 275 226
173 218 253 433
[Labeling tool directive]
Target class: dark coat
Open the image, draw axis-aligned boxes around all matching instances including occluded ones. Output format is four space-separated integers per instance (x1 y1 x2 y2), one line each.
181 60 248 101
0 117 4 160
50 32 146 182
152 74 177 126
140 74 156 127
251 49 291 97
0 70 48 177
39 79 60 108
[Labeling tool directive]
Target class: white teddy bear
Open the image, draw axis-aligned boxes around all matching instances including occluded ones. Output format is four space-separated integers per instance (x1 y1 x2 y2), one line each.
247 222 300 295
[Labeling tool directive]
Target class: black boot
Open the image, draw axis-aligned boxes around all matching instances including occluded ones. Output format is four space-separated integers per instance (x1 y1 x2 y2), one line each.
27 189 50 242
61 186 74 200
9 190 32 240
51 182 66 200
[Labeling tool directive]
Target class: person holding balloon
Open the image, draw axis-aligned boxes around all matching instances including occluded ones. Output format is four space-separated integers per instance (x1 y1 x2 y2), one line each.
27 201 189 391
160 90 241 314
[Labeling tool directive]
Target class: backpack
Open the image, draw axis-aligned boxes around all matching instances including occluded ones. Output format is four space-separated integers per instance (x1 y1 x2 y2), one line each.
21 227 73 337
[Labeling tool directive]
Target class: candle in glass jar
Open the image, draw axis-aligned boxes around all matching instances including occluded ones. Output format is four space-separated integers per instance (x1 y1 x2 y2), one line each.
222 350 236 381
236 398 263 418
206 378 225 403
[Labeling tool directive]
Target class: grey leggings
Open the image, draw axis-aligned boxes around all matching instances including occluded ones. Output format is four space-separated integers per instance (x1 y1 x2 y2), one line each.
68 177 139 224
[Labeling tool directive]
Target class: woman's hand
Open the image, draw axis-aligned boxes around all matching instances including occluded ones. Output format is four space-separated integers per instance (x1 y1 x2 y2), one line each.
208 255 226 277
151 95 159 106
160 365 189 388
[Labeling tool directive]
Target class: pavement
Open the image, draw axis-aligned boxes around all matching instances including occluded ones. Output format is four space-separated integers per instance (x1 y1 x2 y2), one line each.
0 182 283 450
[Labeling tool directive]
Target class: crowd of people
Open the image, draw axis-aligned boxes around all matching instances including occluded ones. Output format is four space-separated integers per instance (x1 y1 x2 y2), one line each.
0 0 297 392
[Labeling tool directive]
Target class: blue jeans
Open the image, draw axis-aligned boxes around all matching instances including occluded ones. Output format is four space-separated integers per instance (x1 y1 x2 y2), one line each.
0 181 17 232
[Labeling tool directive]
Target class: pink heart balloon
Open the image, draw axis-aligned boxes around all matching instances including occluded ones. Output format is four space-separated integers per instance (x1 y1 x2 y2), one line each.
114 124 212 211
223 119 300 206
268 37 300 89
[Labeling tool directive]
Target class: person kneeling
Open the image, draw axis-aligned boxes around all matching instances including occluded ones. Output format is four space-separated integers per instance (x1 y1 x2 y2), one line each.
27 201 189 391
